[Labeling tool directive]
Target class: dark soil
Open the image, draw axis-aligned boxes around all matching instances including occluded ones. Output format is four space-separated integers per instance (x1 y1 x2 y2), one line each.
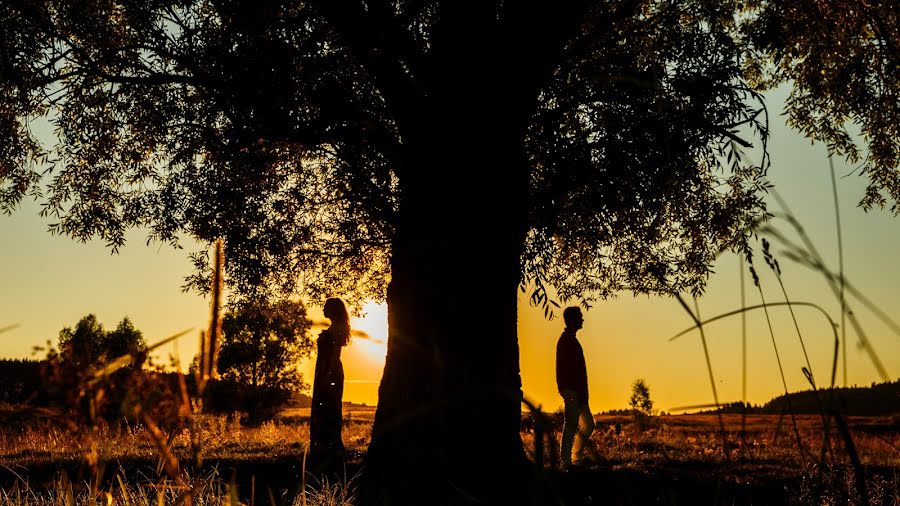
2 456 895 505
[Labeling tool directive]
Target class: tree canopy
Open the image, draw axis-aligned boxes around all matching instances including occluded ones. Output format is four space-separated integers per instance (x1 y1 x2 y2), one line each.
5 0 893 304
3 1 895 306
741 0 899 211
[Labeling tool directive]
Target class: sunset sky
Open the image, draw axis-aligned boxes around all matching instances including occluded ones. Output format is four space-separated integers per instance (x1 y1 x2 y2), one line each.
2 86 899 413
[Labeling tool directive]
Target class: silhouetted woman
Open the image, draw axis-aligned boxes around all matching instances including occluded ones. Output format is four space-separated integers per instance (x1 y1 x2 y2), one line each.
310 297 350 460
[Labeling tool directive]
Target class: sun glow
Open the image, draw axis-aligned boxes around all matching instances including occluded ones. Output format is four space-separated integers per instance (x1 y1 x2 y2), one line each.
349 301 388 364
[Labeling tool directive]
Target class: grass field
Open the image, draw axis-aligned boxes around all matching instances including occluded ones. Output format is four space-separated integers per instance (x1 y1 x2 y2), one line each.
0 402 896 505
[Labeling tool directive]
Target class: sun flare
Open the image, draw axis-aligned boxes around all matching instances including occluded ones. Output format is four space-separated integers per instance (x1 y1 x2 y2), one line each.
350 301 388 363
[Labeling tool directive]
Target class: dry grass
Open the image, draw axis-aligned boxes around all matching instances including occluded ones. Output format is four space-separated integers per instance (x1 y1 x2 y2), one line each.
0 468 356 506
0 406 896 504
521 414 899 472
3 408 896 473
0 407 367 505
0 409 374 467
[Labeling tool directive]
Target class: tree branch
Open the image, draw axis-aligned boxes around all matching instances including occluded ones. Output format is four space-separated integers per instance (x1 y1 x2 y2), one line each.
310 0 424 142
502 0 595 105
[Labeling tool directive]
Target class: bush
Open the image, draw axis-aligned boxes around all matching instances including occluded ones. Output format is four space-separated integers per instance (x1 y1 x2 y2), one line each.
0 359 43 404
202 379 294 425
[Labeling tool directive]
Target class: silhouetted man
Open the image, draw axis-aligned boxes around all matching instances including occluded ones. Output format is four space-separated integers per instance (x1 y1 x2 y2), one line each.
556 306 596 468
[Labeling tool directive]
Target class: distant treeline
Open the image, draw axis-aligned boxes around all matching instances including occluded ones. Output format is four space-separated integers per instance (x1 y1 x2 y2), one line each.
0 358 311 421
3 358 896 417
0 358 44 404
695 379 900 417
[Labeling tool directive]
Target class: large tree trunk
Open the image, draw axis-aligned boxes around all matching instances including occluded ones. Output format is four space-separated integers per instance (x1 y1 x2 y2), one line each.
363 103 533 504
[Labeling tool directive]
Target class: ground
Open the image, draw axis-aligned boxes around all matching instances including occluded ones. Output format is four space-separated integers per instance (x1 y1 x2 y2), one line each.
0 403 897 504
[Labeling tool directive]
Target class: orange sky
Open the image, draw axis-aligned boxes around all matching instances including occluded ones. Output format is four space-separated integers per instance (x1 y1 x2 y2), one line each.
2 86 899 412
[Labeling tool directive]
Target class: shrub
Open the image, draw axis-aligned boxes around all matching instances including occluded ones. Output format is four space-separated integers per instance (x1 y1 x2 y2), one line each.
203 379 294 425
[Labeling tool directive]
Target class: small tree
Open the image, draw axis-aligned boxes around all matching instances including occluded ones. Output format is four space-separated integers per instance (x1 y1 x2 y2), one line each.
629 378 655 431
215 299 313 422
218 299 313 390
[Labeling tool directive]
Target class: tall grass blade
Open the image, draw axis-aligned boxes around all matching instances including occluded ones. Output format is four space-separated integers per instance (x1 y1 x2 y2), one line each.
147 328 197 352
138 410 180 480
208 238 224 380
229 471 239 506
829 157 847 386
779 249 900 339
197 239 225 398
832 410 868 503
764 241 817 387
740 256 748 436
799 367 836 478
668 402 741 412
675 295 728 454
199 238 225 397
521 396 549 505
63 472 75 506
669 301 840 400
117 473 132 506
301 447 308 506
0 324 19 334
766 191 889 382
752 268 809 465
198 329 207 392
765 241 838 468
85 327 196 388
668 301 838 347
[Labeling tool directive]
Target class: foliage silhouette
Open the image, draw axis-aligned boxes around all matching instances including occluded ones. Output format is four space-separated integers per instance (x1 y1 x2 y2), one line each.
2 1 898 503
57 314 147 372
0 358 43 404
212 299 313 423
217 299 313 392
689 380 900 418
741 1 900 212
45 315 156 426
629 378 655 431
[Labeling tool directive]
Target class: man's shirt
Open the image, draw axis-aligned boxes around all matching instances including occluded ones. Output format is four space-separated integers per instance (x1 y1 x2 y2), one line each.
556 329 588 403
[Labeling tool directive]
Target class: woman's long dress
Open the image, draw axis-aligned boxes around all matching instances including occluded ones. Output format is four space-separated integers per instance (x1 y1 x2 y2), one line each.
310 329 345 455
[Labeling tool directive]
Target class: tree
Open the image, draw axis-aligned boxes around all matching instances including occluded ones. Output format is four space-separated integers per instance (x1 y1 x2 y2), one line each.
208 299 312 422
629 378 655 431
2 1 897 503
52 314 147 423
57 314 107 372
217 299 312 391
58 315 147 367
104 317 147 367
57 314 147 369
